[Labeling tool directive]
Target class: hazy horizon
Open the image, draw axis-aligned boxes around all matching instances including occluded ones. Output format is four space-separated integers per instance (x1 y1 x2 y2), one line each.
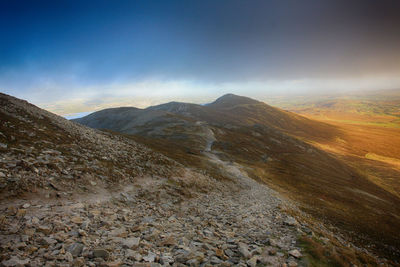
1 0 400 115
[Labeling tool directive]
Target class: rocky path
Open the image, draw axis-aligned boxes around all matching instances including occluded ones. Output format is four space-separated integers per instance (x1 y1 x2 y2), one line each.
1 171 306 267
0 143 309 267
0 120 308 267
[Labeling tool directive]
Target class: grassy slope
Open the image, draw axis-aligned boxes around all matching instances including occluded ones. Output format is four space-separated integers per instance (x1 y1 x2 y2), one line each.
274 92 400 198
262 91 400 260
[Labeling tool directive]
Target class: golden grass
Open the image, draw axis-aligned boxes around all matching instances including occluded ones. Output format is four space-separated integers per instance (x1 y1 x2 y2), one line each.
365 153 400 168
298 236 382 267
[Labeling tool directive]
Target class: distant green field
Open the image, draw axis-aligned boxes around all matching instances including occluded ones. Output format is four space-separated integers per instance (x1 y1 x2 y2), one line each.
320 118 400 128
266 89 400 127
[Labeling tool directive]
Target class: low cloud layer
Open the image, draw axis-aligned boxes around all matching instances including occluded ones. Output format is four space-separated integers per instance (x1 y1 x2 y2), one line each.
1 0 400 113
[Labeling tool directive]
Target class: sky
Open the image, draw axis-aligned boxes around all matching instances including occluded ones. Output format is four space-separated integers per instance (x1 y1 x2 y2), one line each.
1 0 400 115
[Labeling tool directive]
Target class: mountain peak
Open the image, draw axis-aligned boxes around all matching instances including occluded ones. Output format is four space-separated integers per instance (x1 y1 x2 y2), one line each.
209 93 260 107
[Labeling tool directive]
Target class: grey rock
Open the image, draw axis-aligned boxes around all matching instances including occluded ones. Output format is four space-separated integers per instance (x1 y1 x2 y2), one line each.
65 252 73 262
210 256 223 264
186 258 200 267
122 237 140 249
40 237 57 246
37 225 51 234
288 249 302 258
284 217 298 226
31 217 40 224
247 255 259 267
260 255 280 265
81 220 90 230
73 257 85 267
1 256 30 266
238 242 251 259
93 249 109 260
67 243 84 257
143 252 156 262
14 242 27 249
126 250 143 261
225 249 234 257
160 253 174 265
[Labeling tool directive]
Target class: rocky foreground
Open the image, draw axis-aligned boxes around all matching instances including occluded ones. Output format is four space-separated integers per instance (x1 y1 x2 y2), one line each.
0 166 308 267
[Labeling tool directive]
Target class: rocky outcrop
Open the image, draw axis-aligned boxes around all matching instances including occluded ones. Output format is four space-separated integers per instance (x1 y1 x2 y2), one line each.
0 93 182 196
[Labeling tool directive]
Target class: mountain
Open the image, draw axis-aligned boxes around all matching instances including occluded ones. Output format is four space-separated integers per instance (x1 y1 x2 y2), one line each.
208 93 261 107
1 93 398 265
75 94 400 261
75 94 338 143
3 93 385 266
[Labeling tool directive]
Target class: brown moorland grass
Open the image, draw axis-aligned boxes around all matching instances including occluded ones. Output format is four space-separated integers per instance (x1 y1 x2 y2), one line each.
274 107 400 261
300 116 400 198
298 236 382 267
110 132 235 183
303 117 400 159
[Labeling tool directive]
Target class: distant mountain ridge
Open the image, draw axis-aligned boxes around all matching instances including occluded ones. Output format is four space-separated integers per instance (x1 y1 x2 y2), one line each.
74 94 337 139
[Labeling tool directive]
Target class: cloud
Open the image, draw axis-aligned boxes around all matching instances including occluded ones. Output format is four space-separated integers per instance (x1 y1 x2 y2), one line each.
1 0 400 110
28 76 400 115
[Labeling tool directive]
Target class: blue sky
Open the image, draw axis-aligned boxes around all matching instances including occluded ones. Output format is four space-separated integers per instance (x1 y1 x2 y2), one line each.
1 0 400 115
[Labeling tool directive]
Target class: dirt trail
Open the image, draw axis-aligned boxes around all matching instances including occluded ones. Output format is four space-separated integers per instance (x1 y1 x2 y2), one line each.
202 126 282 196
